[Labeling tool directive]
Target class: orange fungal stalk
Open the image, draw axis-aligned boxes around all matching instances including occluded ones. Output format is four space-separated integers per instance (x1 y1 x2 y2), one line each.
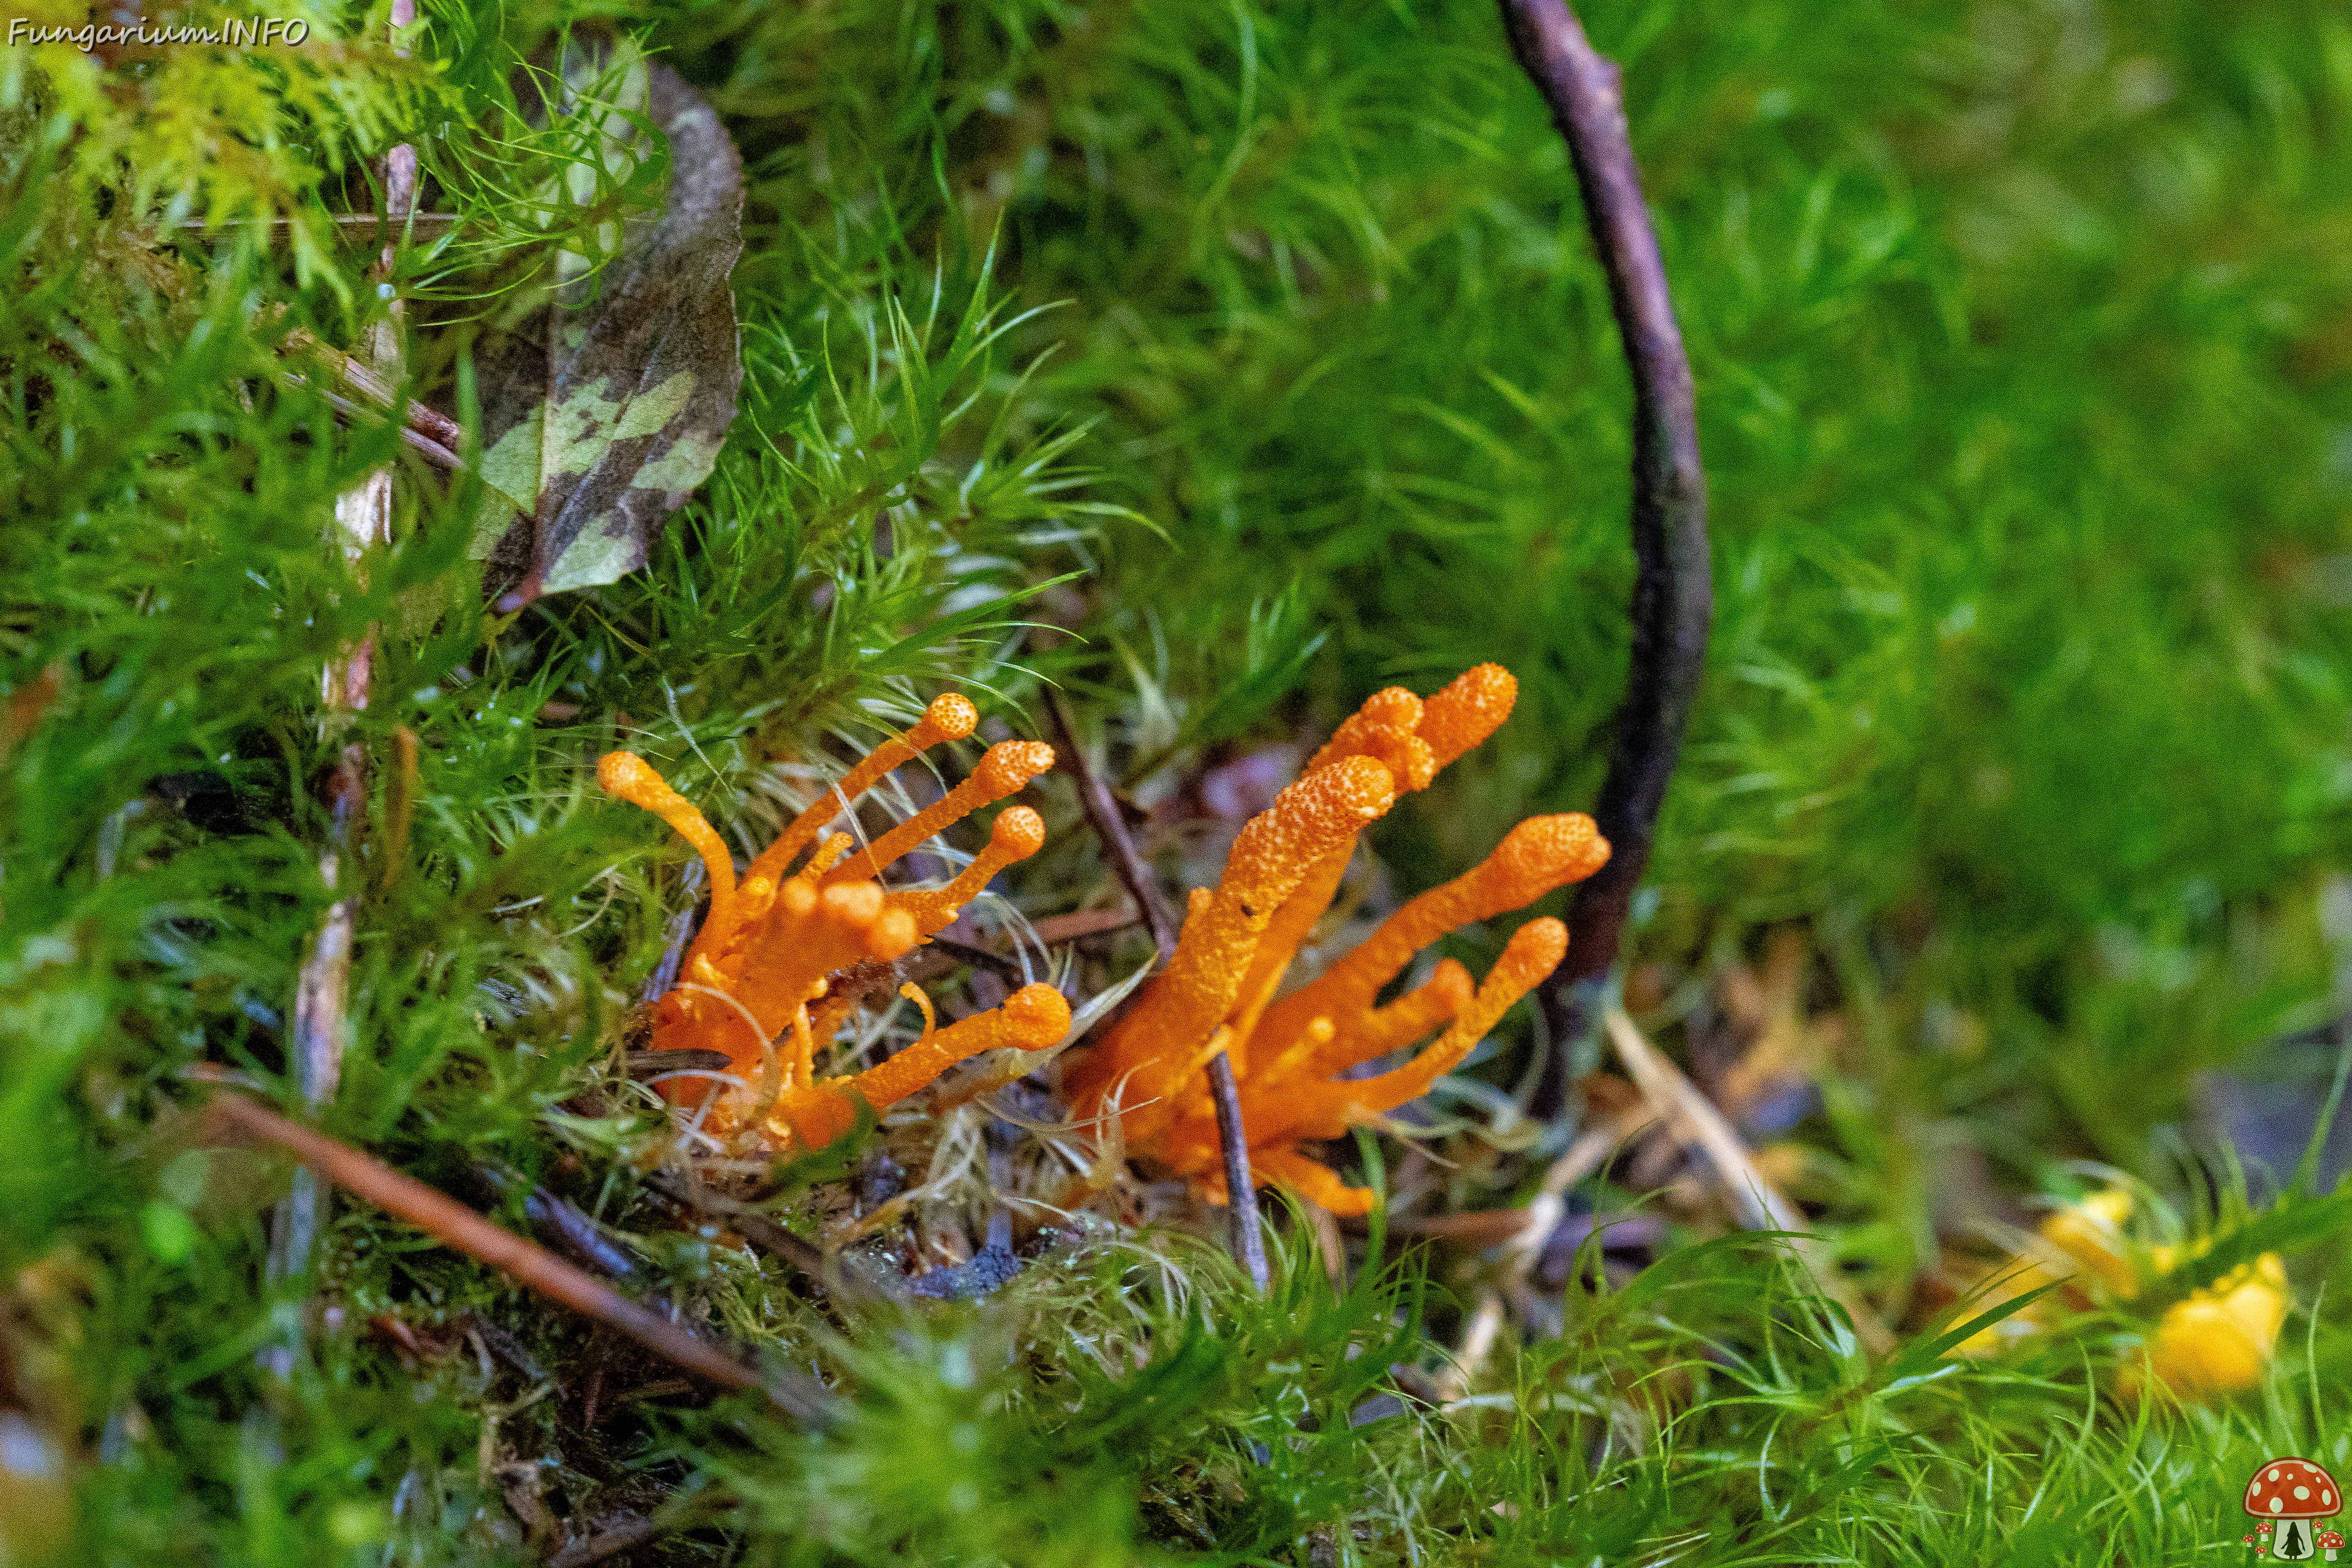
601 696 1068 1150
1065 665 1609 1216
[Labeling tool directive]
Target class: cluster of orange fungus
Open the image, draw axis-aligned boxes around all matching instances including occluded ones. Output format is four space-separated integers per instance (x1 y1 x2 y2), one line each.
1064 665 1610 1217
598 695 1069 1150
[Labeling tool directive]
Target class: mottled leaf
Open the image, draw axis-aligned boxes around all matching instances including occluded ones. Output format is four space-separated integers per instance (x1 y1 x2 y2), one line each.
470 46 743 606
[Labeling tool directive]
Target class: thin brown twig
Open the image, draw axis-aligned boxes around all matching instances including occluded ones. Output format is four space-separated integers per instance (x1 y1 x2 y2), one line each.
1200 1054 1268 1290
309 382 466 469
469 1162 641 1280
208 1090 827 1415
1044 687 1270 1290
1028 907 1142 944
898 911 1138 990
1501 0 1713 1114
546 1512 662 1568
277 328 465 466
268 744 364 1284
177 211 462 247
625 1047 732 1079
1044 688 1175 957
301 331 468 450
922 934 1033 986
641 899 699 1005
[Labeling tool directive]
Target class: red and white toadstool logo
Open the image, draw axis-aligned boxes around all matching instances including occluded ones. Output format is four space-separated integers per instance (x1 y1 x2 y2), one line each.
2244 1458 2343 1560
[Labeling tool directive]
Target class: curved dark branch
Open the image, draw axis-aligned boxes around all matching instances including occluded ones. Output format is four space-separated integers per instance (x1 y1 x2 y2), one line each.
1502 0 1712 1102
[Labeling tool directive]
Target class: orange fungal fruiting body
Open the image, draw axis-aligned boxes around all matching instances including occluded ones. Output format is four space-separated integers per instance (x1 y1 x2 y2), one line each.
601 696 1066 1150
1066 665 1608 1216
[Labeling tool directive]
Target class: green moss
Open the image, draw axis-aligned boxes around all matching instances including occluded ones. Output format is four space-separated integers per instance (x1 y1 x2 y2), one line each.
12 0 2352 1562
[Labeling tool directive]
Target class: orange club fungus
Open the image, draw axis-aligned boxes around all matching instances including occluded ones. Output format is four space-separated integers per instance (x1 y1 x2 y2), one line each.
599 695 1070 1151
1064 665 1611 1216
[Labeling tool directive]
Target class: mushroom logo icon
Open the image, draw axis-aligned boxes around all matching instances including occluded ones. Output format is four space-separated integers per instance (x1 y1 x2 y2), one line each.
2245 1458 2343 1560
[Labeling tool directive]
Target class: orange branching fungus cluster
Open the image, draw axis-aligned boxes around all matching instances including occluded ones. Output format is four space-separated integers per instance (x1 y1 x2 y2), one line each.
1954 1188 2290 1401
1065 665 1610 1217
600 695 1071 1151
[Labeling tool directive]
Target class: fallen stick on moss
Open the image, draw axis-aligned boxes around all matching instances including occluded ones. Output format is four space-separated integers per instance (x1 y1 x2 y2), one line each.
1047 687 1271 1291
205 1090 824 1419
467 1161 642 1281
308 382 466 469
548 1512 662 1568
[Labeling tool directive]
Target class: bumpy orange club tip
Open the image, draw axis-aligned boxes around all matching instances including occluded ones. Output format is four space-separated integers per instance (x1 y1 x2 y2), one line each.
1416 662 1518 768
1303 687 1437 793
893 805 1049 936
1488 811 1611 893
987 802 1049 858
1063 755 1398 1117
911 692 982 747
826 739 1058 888
1253 812 1605 1073
600 752 739 936
1071 663 1603 1220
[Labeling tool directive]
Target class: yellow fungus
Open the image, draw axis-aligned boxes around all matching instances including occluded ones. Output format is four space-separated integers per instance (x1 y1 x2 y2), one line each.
2040 1188 2138 1297
1950 1187 2293 1402
2144 1253 2288 1400
1951 1188 2138 1357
